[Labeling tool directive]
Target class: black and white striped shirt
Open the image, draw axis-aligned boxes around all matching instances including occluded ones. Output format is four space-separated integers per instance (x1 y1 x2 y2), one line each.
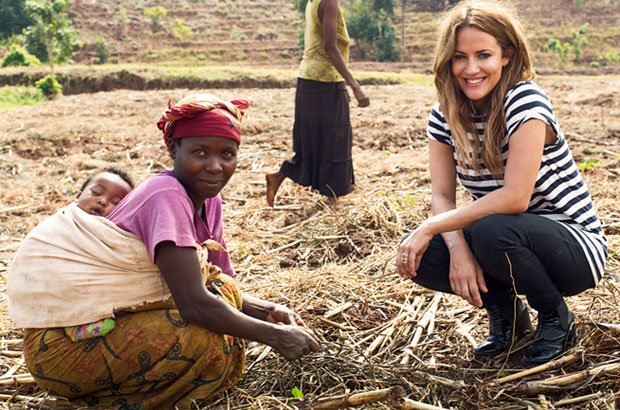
427 81 607 283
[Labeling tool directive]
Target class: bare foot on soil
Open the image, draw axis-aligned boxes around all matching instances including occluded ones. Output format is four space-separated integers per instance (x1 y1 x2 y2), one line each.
266 172 286 207
326 196 339 207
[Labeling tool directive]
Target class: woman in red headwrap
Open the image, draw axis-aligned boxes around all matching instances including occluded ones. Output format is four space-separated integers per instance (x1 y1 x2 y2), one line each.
11 94 320 409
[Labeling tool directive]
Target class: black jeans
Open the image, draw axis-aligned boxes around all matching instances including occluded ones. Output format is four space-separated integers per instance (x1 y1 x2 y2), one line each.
408 213 595 313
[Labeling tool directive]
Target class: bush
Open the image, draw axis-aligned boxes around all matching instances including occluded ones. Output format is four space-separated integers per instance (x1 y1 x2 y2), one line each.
144 6 167 33
606 51 619 64
172 18 193 39
1 44 40 67
94 37 109 64
35 75 62 97
546 38 570 61
230 26 246 41
0 85 46 111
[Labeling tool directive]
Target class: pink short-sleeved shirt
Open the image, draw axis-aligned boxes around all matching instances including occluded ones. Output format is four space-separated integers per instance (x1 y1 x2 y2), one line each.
107 170 235 276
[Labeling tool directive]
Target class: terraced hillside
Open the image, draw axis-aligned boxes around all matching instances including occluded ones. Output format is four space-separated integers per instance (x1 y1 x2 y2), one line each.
65 0 620 71
68 0 302 65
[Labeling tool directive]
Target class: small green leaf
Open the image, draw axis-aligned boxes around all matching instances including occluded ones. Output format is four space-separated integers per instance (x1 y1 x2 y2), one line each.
291 387 303 398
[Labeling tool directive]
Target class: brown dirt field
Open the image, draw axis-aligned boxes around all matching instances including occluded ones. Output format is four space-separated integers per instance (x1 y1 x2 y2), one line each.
0 76 619 409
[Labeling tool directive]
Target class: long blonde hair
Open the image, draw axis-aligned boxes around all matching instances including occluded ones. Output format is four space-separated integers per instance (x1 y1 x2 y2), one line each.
433 0 534 176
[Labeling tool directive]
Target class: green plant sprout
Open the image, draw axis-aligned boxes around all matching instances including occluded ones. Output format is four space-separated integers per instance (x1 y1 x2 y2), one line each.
234 242 250 261
577 158 601 171
393 193 418 212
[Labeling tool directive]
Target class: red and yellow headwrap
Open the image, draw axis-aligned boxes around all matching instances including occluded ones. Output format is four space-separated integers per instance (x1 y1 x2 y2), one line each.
157 93 249 146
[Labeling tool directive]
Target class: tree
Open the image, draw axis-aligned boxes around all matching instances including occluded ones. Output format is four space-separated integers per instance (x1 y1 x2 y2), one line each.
0 0 33 39
144 6 167 33
347 0 401 61
23 0 81 79
347 10 380 59
293 0 309 14
114 6 129 40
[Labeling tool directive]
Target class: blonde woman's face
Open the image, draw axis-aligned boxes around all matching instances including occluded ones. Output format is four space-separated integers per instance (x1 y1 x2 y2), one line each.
451 26 510 108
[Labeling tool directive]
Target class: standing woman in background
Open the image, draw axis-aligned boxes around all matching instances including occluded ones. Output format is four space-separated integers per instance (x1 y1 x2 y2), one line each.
266 0 370 206
396 0 607 363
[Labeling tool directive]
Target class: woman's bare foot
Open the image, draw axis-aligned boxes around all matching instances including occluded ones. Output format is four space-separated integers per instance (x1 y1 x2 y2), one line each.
266 172 286 207
326 196 338 207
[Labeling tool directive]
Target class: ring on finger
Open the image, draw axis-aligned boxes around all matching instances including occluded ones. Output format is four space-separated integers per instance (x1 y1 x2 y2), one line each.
400 254 408 264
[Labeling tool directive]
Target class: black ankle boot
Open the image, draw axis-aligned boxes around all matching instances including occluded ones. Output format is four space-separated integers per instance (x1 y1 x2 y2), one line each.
522 301 575 364
474 297 531 358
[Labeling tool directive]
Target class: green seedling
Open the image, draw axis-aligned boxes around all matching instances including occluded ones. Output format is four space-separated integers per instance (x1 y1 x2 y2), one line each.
578 159 601 171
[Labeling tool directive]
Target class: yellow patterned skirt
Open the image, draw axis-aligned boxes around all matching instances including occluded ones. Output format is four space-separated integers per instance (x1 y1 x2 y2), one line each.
23 273 245 409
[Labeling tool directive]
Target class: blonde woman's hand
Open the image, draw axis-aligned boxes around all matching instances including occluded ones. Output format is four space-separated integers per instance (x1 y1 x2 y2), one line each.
447 243 487 308
396 225 434 279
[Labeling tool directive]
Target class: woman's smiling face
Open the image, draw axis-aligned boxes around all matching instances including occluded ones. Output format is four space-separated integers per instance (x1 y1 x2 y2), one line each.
451 26 510 108
168 136 238 210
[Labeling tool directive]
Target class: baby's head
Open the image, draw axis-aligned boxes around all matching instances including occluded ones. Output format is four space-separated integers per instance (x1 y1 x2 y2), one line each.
76 166 134 217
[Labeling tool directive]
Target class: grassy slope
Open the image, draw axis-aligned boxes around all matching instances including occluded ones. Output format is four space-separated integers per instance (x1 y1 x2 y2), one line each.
63 0 620 70
0 0 619 94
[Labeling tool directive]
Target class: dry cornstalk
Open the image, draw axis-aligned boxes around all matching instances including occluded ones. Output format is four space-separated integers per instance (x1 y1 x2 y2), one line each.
355 296 422 356
0 203 32 213
324 302 353 319
553 391 603 406
520 361 620 395
1 350 23 358
0 339 24 345
454 318 477 348
494 353 579 384
400 294 442 365
414 371 466 390
311 386 404 409
0 356 25 381
395 397 450 410
0 374 36 385
597 323 620 333
245 345 272 373
363 308 411 357
315 235 347 240
386 296 424 351
265 239 302 254
0 393 44 402
318 316 350 330
538 394 551 410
